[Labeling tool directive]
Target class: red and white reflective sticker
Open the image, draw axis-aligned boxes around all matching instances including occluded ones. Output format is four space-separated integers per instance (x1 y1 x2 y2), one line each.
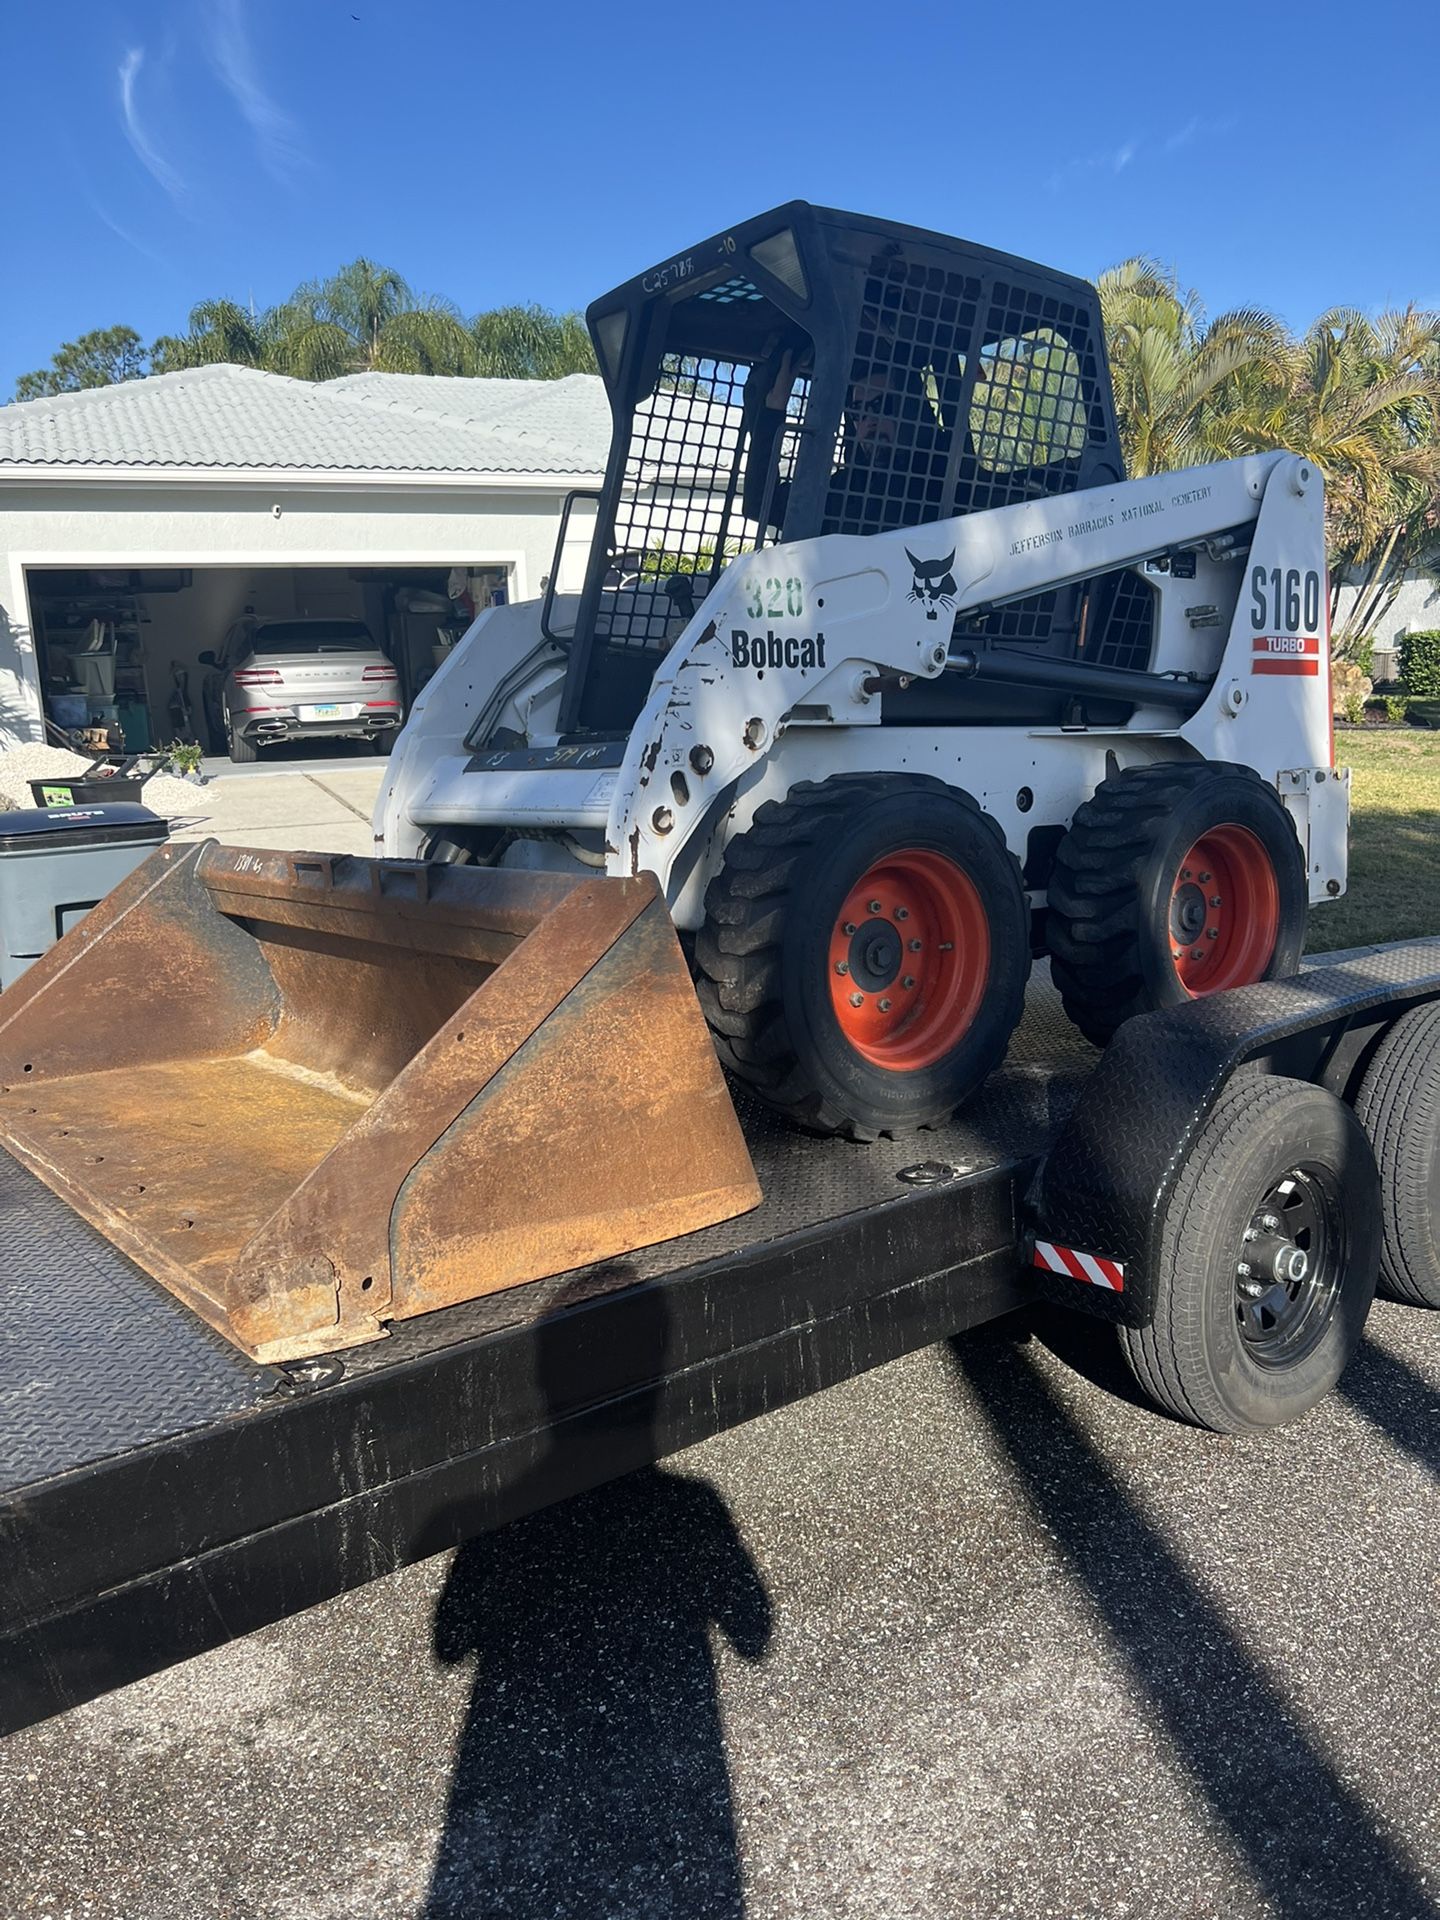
1032 1239 1125 1292
1251 635 1319 677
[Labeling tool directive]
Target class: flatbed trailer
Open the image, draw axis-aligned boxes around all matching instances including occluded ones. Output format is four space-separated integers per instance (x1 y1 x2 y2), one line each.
7 942 1440 1738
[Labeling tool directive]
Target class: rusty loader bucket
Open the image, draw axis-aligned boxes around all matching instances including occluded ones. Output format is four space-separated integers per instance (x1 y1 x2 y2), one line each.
0 844 760 1362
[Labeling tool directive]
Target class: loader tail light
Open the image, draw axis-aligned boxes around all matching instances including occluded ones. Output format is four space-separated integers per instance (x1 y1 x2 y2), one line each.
233 668 283 687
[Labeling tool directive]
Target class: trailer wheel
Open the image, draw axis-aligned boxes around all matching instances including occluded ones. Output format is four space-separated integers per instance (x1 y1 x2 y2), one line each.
695 773 1029 1139
1119 1071 1380 1432
1048 760 1307 1045
1354 1000 1440 1307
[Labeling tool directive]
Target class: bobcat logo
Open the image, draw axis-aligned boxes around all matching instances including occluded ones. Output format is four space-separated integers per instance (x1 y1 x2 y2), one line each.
906 548 957 620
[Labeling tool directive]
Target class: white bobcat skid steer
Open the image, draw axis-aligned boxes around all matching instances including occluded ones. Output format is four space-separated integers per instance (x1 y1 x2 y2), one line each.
379 202 1345 1139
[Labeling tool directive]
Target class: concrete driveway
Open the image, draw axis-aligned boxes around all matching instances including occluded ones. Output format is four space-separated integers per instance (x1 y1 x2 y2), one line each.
171 761 385 856
2 1299 1438 1919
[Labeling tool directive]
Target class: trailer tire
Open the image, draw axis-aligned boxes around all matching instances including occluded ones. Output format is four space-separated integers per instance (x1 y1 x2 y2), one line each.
1354 1000 1440 1307
1048 760 1307 1045
695 773 1029 1139
1119 1071 1380 1432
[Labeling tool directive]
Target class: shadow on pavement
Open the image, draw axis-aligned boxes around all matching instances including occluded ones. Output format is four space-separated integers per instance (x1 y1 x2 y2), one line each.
423 1292 772 1920
948 1327 1433 1920
1337 1330 1440 1477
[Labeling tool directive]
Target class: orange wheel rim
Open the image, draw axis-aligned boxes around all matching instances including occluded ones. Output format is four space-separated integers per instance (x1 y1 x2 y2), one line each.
1169 825 1280 996
827 848 990 1071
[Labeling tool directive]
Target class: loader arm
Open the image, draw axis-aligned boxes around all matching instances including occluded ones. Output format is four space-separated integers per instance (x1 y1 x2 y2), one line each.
608 450 1330 899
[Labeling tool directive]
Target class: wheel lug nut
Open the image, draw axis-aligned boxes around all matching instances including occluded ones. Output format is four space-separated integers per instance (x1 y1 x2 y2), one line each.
902 975 915 989
908 938 922 952
1181 869 1192 880
1191 948 1205 960
878 997 892 1012
1207 928 1219 940
843 921 857 935
1262 1214 1280 1231
1198 871 1212 883
1210 896 1222 908
849 993 864 1008
868 900 882 914
895 906 910 920
835 961 849 975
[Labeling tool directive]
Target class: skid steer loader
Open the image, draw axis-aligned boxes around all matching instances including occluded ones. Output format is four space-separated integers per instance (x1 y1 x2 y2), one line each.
379 200 1347 1138
0 201 1347 1367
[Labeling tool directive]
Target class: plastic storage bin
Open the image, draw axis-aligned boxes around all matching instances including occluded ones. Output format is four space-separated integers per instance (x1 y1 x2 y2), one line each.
0 805 170 988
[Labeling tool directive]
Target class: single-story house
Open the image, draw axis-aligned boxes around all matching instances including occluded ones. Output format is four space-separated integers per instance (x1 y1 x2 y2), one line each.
0 365 613 752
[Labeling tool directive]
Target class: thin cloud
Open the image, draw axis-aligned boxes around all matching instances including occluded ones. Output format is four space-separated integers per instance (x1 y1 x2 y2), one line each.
118 47 188 207
1112 140 1137 174
207 0 307 184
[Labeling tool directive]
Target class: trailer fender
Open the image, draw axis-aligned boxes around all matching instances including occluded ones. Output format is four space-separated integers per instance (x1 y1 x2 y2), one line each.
1028 940 1440 1327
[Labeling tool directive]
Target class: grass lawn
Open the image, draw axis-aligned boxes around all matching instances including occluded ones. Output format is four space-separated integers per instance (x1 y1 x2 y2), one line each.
1306 730 1440 952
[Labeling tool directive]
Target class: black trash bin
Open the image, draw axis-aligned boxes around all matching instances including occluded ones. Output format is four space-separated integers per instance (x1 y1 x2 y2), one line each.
0 805 170 988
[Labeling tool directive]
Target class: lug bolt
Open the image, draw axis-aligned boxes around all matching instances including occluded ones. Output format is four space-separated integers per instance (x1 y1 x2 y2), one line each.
1207 928 1220 940
1210 896 1222 908
1237 1261 1252 1278
939 941 954 952
868 899 882 914
1262 1214 1280 1232
909 938 922 952
1181 869 1192 880
903 975 915 989
878 998 892 1012
1191 948 1205 960
1198 871 1212 883
849 993 864 1008
835 961 849 975
895 906 910 920
843 921 857 935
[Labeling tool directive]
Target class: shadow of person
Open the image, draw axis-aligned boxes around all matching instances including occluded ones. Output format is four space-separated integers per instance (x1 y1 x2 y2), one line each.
423 1289 772 1920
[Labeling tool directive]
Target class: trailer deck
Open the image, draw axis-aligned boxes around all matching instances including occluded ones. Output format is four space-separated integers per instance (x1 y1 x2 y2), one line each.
0 975 1096 1735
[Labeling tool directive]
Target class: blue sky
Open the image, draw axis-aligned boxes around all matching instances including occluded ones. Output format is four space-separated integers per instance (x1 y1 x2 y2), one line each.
3 0 1437 396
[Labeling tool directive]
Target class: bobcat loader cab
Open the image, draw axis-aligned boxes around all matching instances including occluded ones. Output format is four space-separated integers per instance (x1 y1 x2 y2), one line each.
380 202 1345 1139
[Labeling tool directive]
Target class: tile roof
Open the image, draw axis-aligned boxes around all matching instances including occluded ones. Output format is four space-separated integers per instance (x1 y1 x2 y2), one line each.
0 363 611 478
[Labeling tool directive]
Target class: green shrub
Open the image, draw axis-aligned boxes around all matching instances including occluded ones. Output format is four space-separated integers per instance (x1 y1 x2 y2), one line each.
1398 631 1440 697
1347 634 1376 679
1385 695 1411 724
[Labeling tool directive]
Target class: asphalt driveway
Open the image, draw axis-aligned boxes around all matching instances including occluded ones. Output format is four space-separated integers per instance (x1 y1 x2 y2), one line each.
2 1297 1438 1918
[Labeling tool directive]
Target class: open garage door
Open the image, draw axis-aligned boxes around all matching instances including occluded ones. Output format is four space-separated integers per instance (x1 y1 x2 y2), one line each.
26 562 511 761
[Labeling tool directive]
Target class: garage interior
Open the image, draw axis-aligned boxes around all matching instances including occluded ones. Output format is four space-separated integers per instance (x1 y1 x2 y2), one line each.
25 562 512 757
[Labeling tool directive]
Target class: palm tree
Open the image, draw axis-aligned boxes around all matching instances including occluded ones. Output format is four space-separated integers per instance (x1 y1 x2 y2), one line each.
150 299 268 373
1269 308 1440 649
263 260 474 379
468 304 597 378
1097 258 1290 476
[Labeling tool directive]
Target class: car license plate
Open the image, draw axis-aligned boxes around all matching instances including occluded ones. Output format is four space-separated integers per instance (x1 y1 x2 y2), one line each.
302 703 345 720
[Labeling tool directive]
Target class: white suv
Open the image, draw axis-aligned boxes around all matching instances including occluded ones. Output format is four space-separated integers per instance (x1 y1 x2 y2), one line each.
201 618 404 762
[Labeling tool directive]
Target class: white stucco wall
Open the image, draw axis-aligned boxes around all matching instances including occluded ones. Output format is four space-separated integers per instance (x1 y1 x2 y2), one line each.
0 476 584 749
1334 562 1440 654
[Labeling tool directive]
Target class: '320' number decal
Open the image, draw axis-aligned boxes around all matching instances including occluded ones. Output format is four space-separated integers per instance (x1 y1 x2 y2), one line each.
1250 566 1322 634
746 577 804 620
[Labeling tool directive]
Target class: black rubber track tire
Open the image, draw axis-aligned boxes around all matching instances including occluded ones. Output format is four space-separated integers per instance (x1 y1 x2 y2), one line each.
694 773 1030 1140
1047 759 1308 1047
1354 1000 1440 1307
1118 1071 1381 1432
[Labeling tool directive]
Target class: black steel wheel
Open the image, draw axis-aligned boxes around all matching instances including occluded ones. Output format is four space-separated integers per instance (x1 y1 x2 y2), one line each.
1354 999 1440 1307
1119 1071 1381 1432
694 773 1029 1139
1048 760 1308 1046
